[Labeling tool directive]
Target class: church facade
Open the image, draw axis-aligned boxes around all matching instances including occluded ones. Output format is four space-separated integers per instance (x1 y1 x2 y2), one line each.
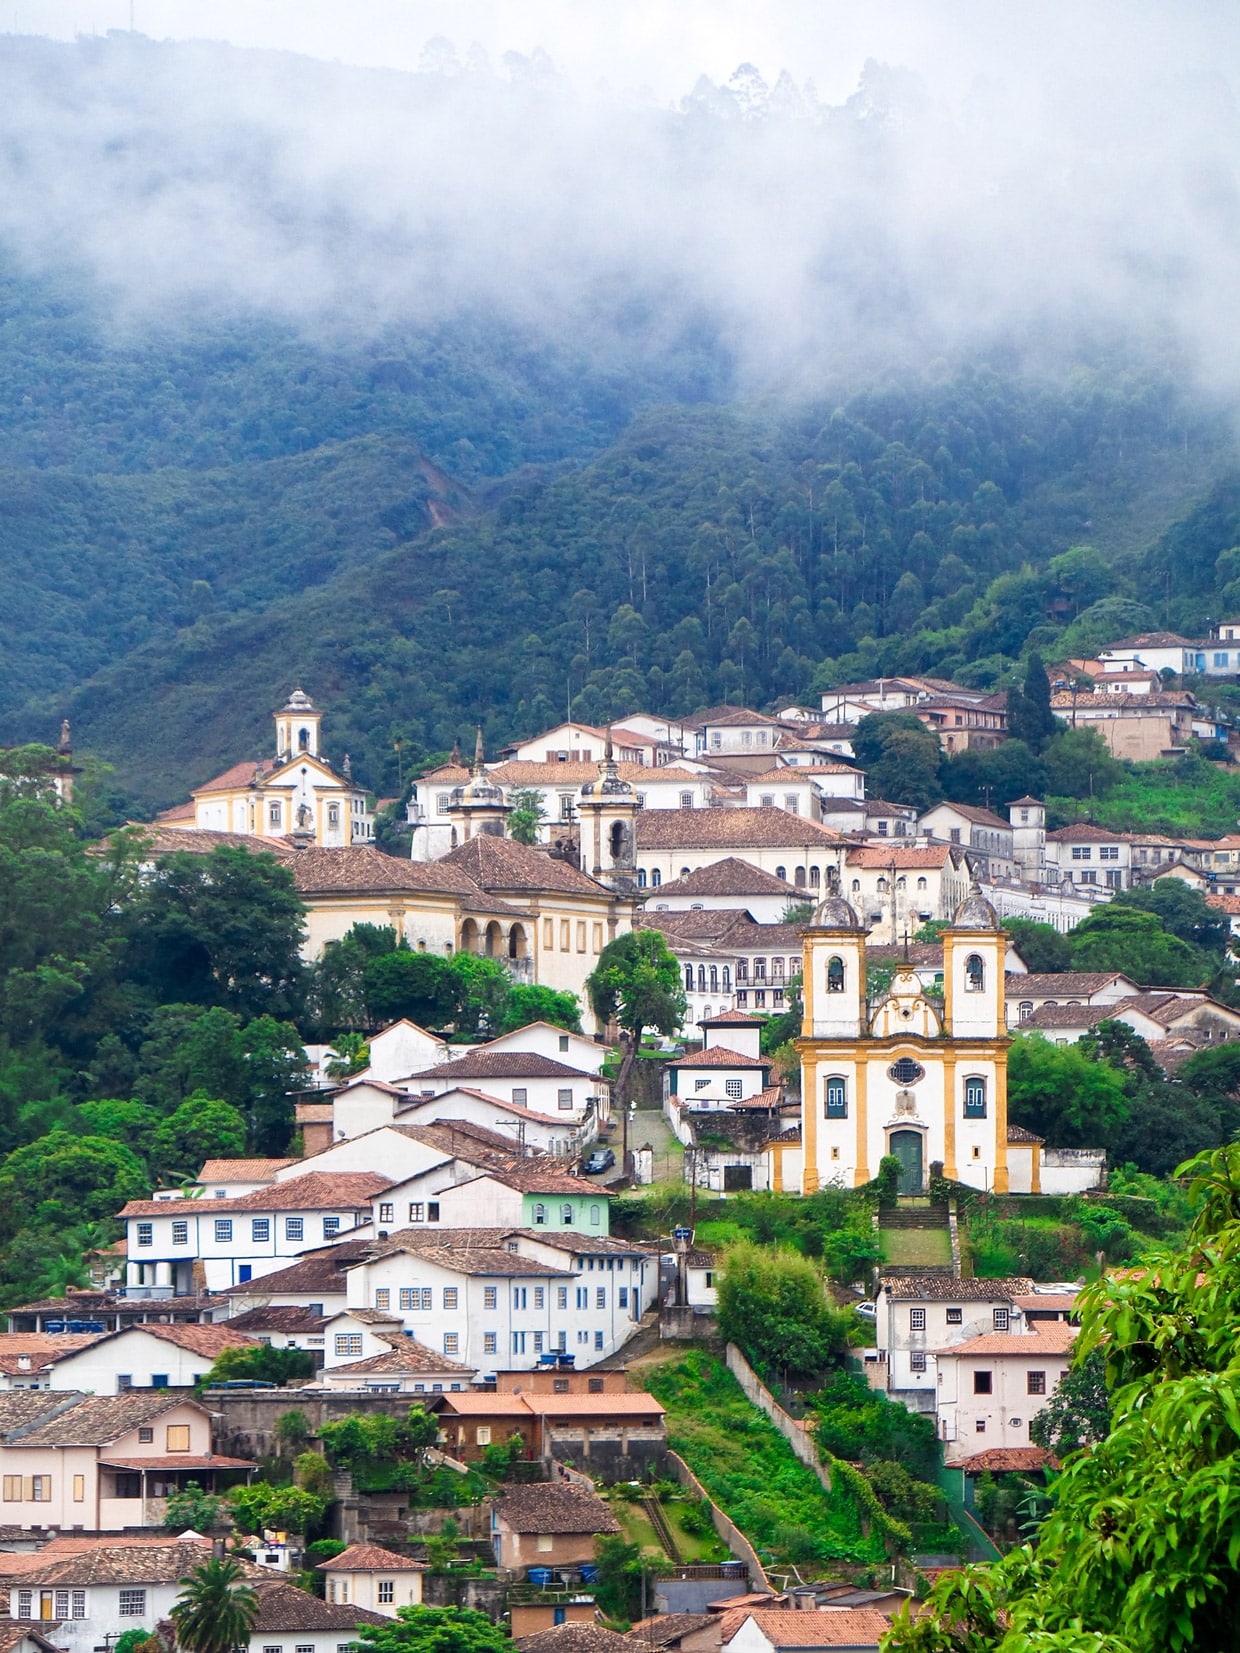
164 690 373 848
797 892 1011 1196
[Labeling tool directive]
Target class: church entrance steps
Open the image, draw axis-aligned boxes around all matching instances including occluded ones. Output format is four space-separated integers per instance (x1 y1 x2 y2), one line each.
878 1202 951 1229
878 1224 954 1270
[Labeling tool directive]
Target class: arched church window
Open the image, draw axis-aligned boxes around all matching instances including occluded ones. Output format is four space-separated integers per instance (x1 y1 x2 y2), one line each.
795 867 807 888
965 953 985 992
651 870 661 887
826 956 845 993
964 1077 987 1118
610 821 625 860
722 967 731 990
851 879 861 893
917 877 927 891
810 866 821 887
877 877 888 893
824 1076 848 1118
560 1204 573 1224
698 966 707 992
896 876 906 891
533 1203 548 1225
637 869 647 888
710 966 718 991
1019 1002 1033 1021
685 964 694 991
776 866 787 882
298 727 310 750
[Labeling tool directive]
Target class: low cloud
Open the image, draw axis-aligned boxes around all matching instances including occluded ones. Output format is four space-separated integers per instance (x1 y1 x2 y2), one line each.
2 5 1240 395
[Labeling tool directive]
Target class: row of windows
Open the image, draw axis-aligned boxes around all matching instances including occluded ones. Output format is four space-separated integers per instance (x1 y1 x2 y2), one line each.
138 1216 342 1246
824 1077 988 1117
511 1329 606 1352
15 1590 88 1619
541 918 604 954
692 1077 745 1098
1070 845 1122 860
910 1307 1011 1332
823 953 985 992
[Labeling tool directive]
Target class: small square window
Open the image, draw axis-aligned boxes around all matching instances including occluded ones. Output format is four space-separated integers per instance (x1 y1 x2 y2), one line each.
136 1222 153 1247
974 1371 993 1395
946 1308 962 1325
975 1418 987 1432
909 1308 926 1331
993 1308 1010 1330
172 1220 188 1245
214 1219 232 1244
909 1351 927 1373
1027 1370 1047 1395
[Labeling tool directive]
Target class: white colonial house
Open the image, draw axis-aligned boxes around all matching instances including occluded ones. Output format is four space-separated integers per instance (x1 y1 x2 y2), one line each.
934 1321 1078 1464
317 1544 426 1614
339 1228 654 1370
119 1172 387 1295
42 1322 255 1393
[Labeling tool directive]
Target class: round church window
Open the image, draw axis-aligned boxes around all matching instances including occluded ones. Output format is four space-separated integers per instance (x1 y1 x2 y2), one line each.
889 1057 925 1086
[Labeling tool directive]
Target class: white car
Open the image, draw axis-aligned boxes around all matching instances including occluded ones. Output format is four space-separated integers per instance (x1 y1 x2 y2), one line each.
855 1301 878 1321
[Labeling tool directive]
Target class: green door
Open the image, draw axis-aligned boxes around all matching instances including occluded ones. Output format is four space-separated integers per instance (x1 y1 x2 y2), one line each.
890 1130 924 1195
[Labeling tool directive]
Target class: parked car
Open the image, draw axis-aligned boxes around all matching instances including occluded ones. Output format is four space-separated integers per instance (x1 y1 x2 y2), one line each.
855 1301 878 1321
582 1147 616 1175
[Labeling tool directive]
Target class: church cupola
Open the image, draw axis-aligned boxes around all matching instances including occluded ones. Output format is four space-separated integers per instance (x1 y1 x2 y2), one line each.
577 728 639 889
448 727 511 843
275 689 322 762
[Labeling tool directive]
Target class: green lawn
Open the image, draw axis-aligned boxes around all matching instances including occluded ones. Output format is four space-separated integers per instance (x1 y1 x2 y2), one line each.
879 1227 953 1267
639 1351 885 1568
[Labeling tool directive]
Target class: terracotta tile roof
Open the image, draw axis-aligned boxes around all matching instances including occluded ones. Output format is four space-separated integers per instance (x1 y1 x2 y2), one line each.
402 1051 600 1082
433 1392 533 1416
1207 893 1240 915
1104 631 1194 647
881 1276 1033 1301
295 1102 335 1123
517 1393 665 1419
467 1163 615 1196
721 1609 891 1648
1019 1003 1110 1030
494 1482 621 1535
651 858 793 897
501 1231 645 1256
728 1085 786 1111
327 1341 474 1377
442 833 613 897
119 1171 391 1218
219 1240 369 1297
666 1046 769 1070
634 808 845 851
1006 972 1126 996
19 1392 206 1446
78 1321 257 1359
627 1610 718 1646
1045 823 1130 842
488 761 703 787
129 825 298 859
931 1323 1077 1357
953 1447 1060 1473
197 1159 295 1182
385 1119 540 1161
0 1537 220 1586
0 1335 102 1375
1012 1294 1079 1312
0 1394 85 1440
700 1008 767 1025
693 706 783 727
288 847 509 905
518 1627 633 1653
396 1086 567 1127
251 1579 388 1632
1006 1124 1044 1144
192 758 281 796
0 1625 64 1653
225 1305 328 1333
154 801 196 822
317 1543 426 1572
367 1234 580 1278
99 1453 255 1470
926 803 1010 830
845 844 956 868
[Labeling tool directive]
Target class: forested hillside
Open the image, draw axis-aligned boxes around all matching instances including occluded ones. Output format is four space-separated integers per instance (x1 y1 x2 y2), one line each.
2 292 1234 815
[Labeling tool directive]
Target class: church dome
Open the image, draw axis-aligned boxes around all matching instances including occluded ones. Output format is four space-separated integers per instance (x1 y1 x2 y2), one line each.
580 770 635 799
279 687 317 714
811 894 862 929
952 890 1001 929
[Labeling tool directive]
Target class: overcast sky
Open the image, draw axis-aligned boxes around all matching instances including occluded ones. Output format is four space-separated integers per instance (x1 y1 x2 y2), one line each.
15 0 1239 105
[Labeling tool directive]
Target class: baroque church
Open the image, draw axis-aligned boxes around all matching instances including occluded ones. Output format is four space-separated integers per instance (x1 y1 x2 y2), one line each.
159 689 374 848
798 889 1012 1195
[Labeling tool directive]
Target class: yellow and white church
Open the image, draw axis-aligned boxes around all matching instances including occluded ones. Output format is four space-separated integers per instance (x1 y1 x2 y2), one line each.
796 890 1016 1195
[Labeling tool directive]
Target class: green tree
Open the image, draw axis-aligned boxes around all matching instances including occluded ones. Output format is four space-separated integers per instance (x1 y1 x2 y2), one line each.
75 1098 160 1152
852 714 944 810
498 984 582 1035
363 950 456 1029
1006 651 1058 751
202 1345 316 1388
586 930 685 1042
294 1451 333 1498
1002 917 1072 973
239 1016 309 1155
152 1093 247 1180
1041 724 1123 800
0 1131 148 1239
123 846 306 1018
227 1482 329 1536
323 1032 370 1079
1111 878 1232 957
1069 905 1206 987
353 1606 511 1653
1027 1348 1111 1458
311 924 399 1031
885 1142 1240 1652
1007 1034 1129 1148
445 953 512 1036
275 1410 312 1455
506 789 546 846
716 1240 847 1382
162 1481 224 1533
591 1534 645 1624
170 1558 259 1653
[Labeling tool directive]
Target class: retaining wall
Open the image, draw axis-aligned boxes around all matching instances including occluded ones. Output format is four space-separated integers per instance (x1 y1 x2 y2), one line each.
665 1448 767 1594
724 1344 832 1494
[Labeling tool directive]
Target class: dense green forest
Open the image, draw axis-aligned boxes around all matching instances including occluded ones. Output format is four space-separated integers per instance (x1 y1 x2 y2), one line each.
2 264 1236 818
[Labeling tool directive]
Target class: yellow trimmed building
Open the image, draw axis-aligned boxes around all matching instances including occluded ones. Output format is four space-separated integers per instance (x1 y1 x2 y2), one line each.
796 890 1010 1196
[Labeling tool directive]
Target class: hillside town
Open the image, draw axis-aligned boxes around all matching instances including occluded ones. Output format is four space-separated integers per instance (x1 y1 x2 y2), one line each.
1 651 1237 1651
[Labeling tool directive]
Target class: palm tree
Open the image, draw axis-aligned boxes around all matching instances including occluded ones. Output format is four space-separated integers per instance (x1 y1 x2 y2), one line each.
171 1558 259 1653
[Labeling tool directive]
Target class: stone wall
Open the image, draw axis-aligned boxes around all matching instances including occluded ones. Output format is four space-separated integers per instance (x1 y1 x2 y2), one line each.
204 1387 420 1460
724 1344 833 1493
665 1449 766 1594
